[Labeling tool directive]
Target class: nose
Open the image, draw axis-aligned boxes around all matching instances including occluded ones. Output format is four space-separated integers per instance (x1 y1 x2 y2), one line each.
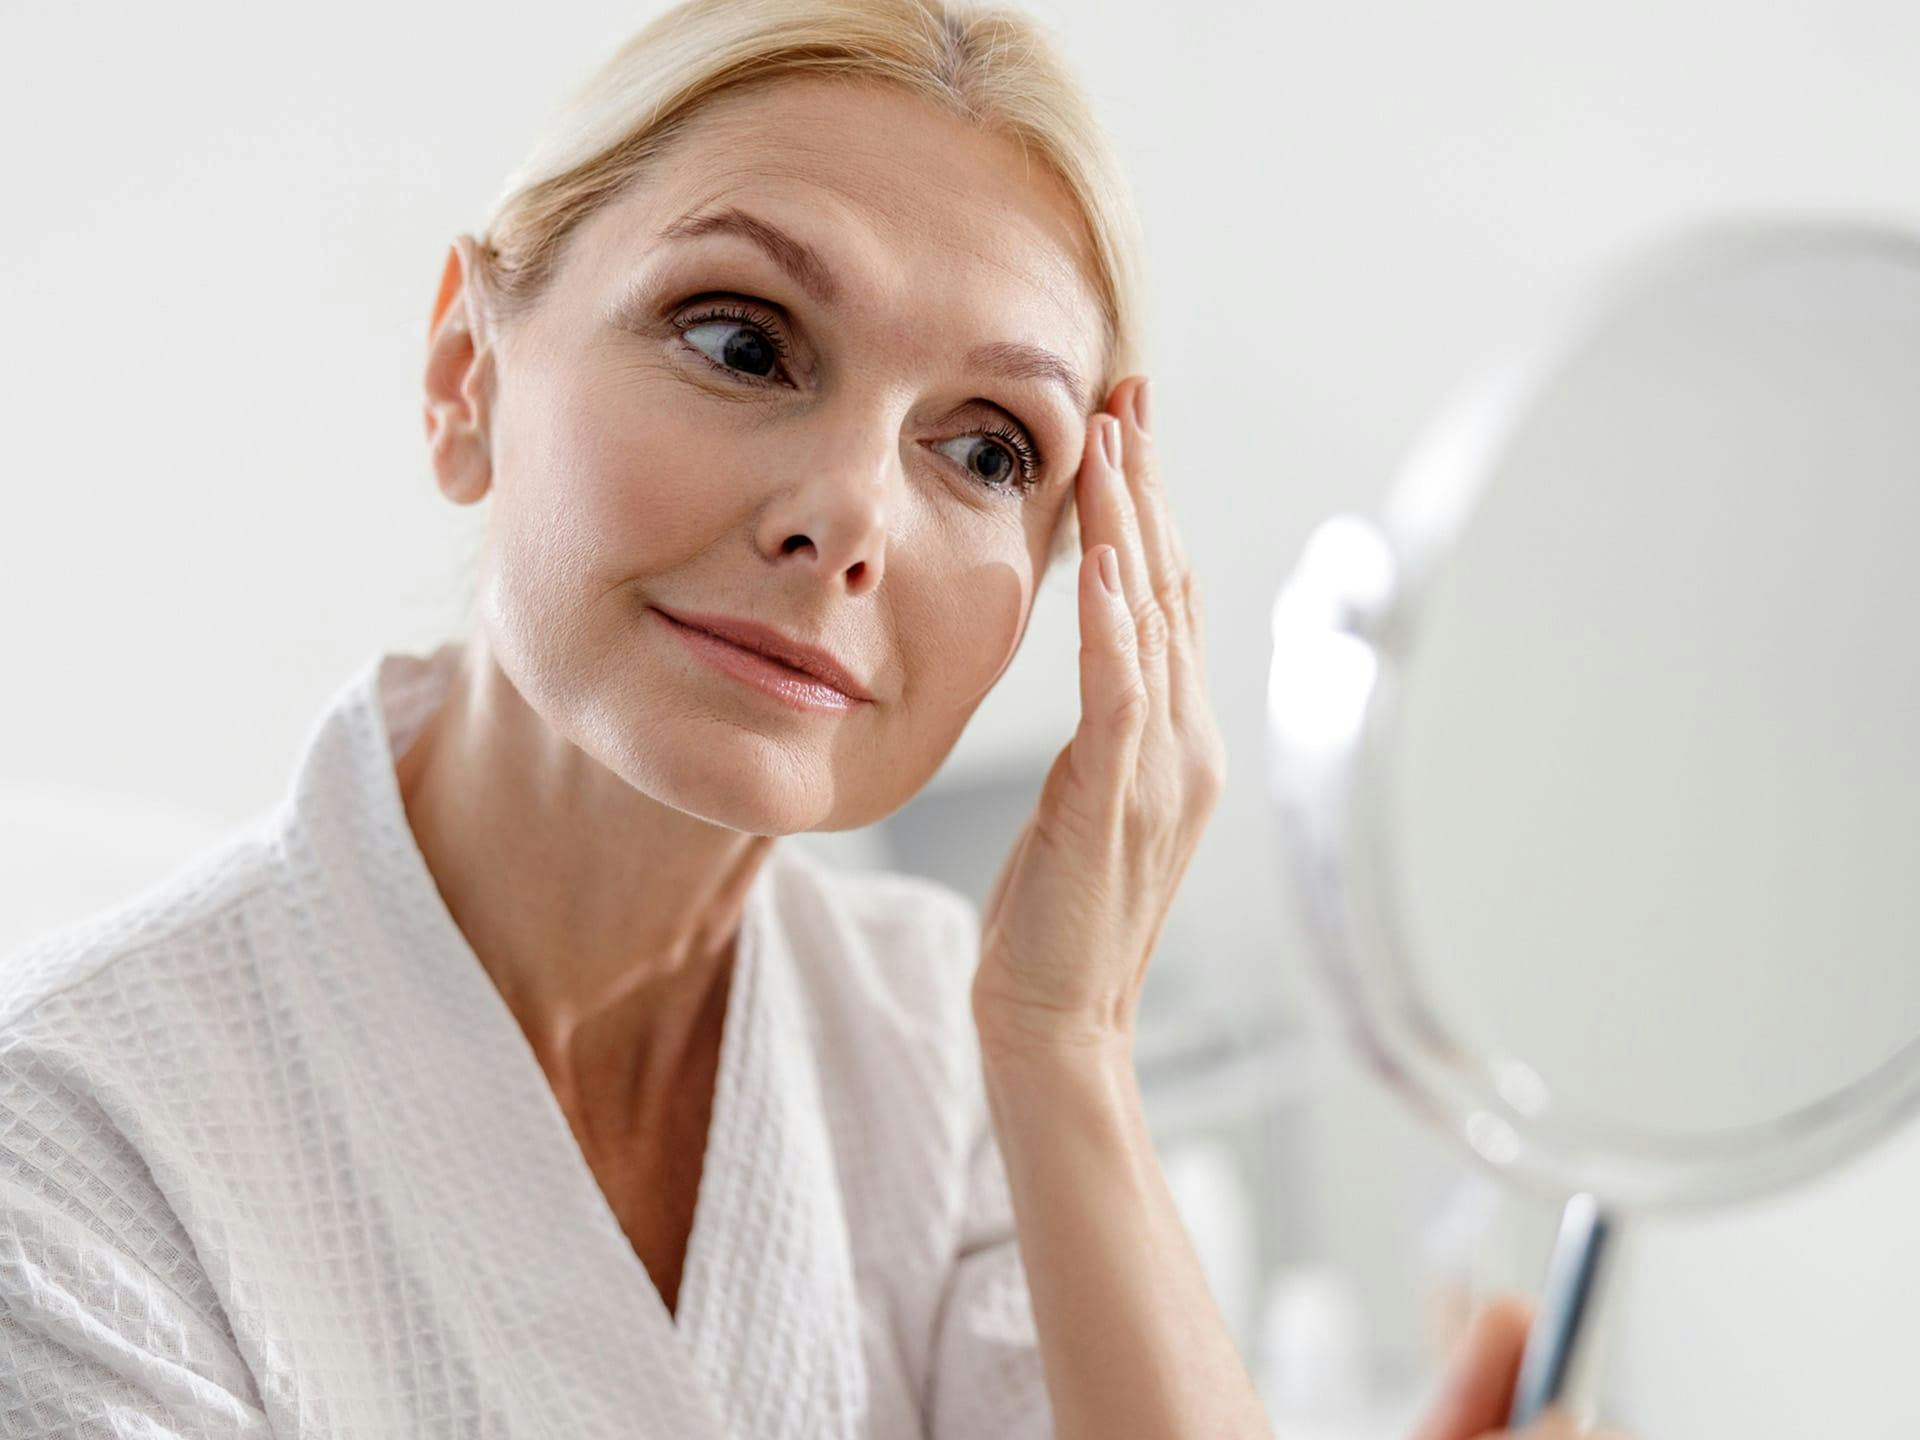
757 425 895 595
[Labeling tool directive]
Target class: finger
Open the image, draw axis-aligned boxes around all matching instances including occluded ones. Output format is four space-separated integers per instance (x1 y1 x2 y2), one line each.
1111 377 1184 604
1078 411 1170 737
1112 375 1212 740
1408 1293 1535 1440
1075 540 1146 817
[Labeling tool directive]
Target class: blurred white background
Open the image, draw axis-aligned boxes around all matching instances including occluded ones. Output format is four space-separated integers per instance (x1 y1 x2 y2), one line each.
5 3 1919 1435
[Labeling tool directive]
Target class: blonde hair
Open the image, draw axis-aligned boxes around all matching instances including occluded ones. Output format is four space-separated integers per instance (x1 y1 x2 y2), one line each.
471 0 1147 568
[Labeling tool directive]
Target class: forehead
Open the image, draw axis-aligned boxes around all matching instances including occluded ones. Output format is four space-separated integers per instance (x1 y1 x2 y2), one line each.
572 77 1109 398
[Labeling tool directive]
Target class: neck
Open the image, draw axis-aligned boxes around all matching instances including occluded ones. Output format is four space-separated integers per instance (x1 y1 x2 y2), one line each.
393 630 777 1107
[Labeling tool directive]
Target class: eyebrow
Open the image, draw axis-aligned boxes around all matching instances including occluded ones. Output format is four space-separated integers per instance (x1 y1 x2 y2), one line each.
654 204 1092 416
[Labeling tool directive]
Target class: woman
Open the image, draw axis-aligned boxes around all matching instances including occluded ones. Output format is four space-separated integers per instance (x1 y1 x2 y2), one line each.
0 2 1590 1436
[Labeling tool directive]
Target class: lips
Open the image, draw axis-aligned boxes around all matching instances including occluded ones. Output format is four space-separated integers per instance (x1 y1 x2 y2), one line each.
649 605 874 702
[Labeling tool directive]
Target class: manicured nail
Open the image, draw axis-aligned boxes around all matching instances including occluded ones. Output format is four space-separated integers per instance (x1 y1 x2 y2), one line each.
1133 378 1152 435
1103 415 1124 469
1098 544 1121 595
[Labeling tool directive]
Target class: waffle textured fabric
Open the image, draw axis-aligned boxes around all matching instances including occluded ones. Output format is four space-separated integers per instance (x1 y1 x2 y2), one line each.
0 641 1051 1439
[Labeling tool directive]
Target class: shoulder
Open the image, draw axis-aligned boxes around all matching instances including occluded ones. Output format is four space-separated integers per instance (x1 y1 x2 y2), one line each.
0 821 285 1197
0 825 282 1330
0 819 277 1036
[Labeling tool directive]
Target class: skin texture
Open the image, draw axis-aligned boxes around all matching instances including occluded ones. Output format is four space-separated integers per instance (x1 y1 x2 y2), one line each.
414 72 1584 1438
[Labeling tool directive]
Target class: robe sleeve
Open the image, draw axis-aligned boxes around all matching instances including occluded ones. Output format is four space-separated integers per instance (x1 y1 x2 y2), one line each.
0 1061 273 1439
0 1180 273 1438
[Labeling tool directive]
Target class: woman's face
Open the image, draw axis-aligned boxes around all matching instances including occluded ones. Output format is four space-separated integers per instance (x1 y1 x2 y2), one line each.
441 76 1109 835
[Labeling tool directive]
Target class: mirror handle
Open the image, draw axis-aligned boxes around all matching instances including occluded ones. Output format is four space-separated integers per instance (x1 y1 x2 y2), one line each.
1508 1192 1615 1428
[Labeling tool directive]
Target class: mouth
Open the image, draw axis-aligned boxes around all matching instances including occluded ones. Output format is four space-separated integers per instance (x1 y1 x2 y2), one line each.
650 607 871 716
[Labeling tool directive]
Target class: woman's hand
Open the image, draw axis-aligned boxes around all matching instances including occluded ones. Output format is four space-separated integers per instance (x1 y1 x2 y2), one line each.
959 386 1257 1437
970 374 1229 1059
1410 1295 1635 1440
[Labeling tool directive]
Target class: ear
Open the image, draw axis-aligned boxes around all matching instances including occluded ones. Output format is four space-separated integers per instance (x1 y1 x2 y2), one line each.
423 234 499 506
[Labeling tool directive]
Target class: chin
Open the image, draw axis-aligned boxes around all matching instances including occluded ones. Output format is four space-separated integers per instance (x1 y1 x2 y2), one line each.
617 717 850 835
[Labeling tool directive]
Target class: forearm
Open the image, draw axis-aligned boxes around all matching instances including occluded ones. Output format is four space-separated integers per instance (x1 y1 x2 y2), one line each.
976 1029 1273 1440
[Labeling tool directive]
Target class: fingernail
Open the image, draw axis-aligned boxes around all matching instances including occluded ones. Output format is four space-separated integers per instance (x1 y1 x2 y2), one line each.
1102 415 1124 469
1098 544 1121 595
1133 378 1152 435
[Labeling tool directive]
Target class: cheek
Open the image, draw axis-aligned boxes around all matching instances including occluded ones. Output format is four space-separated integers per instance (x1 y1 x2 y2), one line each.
905 548 1034 722
493 364 736 593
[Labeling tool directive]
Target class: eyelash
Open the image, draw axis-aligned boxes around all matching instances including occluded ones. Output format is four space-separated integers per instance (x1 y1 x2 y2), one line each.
671 301 1046 495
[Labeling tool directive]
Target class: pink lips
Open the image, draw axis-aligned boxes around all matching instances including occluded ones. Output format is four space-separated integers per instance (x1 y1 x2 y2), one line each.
651 607 871 715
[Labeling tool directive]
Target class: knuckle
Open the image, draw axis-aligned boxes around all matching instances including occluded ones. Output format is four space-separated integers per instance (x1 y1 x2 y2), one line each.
1186 756 1226 810
1133 602 1171 659
1131 766 1180 821
1194 750 1227 792
1185 732 1229 796
1152 567 1192 617
1109 678 1151 731
1135 448 1163 493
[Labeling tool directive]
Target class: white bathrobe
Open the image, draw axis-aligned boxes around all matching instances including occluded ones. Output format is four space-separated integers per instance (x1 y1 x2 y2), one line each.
0 642 1051 1439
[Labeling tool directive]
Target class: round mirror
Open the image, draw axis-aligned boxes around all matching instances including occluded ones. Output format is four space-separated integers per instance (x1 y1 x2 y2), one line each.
1266 219 1920 1426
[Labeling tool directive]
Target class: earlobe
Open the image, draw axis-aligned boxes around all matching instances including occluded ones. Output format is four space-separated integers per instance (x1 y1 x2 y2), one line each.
424 403 492 507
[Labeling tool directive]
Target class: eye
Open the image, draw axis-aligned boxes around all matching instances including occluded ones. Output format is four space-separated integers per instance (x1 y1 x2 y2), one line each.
673 298 1046 498
675 302 793 385
932 422 1045 496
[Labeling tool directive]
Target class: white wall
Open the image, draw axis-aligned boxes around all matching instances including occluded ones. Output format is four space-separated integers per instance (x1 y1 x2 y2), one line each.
5 3 1918 1433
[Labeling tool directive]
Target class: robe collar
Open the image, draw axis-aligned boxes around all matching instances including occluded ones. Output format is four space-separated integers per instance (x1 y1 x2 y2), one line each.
275 640 870 1438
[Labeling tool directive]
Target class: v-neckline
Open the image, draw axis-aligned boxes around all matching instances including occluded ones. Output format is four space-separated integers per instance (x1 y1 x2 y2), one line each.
405 858 767 1439
320 642 870 1439
343 642 774 1438
400 753 775 1350
535 878 763 1340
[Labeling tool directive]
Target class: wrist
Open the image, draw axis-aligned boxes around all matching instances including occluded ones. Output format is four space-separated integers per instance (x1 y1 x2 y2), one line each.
973 1012 1151 1197
973 1002 1138 1116
970 995 1134 1074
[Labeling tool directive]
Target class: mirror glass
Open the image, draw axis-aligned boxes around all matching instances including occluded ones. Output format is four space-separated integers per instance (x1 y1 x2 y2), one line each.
1384 233 1920 1153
